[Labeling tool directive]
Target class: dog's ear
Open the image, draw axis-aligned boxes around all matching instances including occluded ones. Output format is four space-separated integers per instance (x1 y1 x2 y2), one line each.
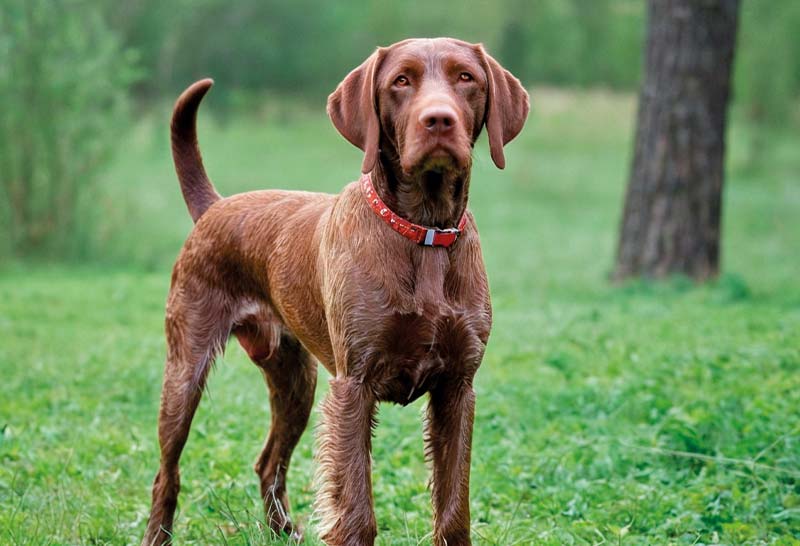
477 45 529 169
327 48 387 174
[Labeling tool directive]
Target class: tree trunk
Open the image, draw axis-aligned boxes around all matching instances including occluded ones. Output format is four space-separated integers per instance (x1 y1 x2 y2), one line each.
614 0 740 281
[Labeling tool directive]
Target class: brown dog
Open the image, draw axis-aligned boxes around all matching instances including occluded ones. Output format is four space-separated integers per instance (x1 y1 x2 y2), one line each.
141 37 528 546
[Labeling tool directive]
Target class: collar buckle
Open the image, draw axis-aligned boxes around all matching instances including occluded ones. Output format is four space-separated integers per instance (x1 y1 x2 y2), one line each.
423 227 461 246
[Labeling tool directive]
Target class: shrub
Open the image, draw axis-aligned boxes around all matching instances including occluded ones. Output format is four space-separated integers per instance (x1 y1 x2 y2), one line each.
0 0 138 259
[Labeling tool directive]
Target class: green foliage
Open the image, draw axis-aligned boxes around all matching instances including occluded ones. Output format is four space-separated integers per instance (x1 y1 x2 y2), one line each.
499 0 644 89
101 0 799 127
735 1 800 125
109 0 644 102
0 0 138 259
1 89 799 544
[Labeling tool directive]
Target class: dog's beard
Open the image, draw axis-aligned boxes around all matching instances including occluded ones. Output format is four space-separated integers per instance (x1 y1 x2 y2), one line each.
388 160 468 228
400 135 471 177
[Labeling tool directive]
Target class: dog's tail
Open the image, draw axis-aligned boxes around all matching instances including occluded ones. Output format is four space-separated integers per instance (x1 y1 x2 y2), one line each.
171 78 221 223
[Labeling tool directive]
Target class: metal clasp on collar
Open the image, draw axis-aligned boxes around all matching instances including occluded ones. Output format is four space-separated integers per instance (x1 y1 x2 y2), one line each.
423 227 460 246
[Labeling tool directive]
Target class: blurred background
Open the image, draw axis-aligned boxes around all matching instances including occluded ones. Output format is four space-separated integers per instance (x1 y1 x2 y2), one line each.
1 1 799 544
0 0 798 267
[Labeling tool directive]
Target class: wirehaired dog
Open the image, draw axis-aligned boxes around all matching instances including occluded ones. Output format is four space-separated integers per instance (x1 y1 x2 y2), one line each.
141 37 528 546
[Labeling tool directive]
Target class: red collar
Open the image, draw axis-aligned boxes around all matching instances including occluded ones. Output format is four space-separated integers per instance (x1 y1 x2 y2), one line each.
360 174 467 248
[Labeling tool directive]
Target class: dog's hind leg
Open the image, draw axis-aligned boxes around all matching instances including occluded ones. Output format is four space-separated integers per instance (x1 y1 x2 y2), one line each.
236 322 317 541
141 283 233 546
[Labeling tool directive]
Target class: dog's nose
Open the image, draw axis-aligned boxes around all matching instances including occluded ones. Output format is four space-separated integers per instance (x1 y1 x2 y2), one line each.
419 106 457 133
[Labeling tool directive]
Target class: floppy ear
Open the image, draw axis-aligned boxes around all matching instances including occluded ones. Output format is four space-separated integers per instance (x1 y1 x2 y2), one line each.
477 45 530 169
327 48 386 174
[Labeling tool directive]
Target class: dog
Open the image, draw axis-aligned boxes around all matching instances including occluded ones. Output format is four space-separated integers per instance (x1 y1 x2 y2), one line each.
141 37 528 546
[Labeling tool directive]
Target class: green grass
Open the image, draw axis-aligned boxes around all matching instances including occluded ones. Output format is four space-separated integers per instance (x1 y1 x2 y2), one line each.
1 88 799 545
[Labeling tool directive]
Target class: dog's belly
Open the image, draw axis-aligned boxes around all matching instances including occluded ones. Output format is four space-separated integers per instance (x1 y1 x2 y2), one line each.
362 308 489 405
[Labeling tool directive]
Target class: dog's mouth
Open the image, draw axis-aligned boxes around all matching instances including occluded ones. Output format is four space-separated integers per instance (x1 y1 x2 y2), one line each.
422 169 445 193
422 150 457 171
404 140 468 177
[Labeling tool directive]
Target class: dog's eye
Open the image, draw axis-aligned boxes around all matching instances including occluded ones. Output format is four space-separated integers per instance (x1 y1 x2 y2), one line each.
459 72 474 82
394 75 410 87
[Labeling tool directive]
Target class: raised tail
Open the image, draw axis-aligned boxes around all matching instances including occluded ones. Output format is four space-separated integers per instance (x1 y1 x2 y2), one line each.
171 78 221 223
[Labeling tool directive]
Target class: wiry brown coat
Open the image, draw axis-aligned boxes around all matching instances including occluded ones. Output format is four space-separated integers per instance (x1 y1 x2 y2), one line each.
141 37 528 546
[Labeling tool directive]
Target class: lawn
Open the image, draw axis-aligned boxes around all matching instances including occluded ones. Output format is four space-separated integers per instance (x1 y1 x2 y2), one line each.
1 88 799 545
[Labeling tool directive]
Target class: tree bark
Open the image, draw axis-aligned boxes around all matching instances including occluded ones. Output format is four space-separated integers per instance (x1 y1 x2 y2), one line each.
614 0 740 281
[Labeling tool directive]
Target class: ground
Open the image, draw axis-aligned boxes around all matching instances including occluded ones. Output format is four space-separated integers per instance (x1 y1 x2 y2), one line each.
1 89 799 545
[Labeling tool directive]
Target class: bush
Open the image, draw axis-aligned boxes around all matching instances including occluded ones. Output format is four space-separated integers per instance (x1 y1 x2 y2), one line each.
0 0 138 259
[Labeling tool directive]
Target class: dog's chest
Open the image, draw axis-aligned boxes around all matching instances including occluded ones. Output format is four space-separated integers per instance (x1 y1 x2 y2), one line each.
366 305 488 404
356 251 490 404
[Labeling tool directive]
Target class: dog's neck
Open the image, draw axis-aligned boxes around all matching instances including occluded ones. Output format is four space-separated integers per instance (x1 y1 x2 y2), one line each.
370 151 470 229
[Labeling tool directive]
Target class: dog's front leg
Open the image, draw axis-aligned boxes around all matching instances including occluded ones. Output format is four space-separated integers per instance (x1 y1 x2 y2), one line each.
316 376 378 546
427 377 476 546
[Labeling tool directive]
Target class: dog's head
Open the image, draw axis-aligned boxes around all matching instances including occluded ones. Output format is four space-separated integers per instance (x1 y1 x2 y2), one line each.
327 38 529 176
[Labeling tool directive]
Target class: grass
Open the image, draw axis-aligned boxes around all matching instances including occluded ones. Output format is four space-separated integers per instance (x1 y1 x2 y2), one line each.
1 87 799 545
